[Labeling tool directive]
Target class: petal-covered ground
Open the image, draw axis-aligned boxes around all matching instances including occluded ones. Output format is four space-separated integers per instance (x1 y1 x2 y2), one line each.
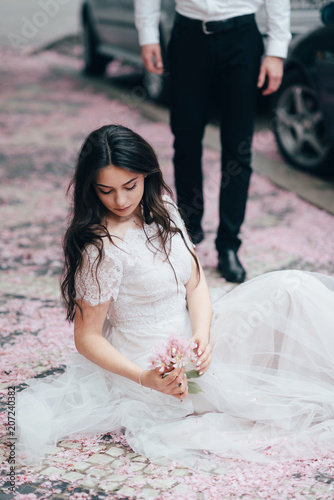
1 46 334 499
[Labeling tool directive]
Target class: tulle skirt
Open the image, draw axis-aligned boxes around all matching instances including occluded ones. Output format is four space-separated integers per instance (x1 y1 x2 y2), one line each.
17 270 334 469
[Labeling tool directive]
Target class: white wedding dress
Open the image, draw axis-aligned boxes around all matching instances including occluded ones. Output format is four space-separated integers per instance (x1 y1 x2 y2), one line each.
17 196 334 469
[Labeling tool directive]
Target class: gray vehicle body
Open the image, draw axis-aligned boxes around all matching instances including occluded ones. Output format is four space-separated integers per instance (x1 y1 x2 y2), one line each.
272 21 334 174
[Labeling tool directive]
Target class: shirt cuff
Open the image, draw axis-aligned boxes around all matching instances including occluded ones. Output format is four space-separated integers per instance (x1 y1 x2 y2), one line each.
138 27 160 46
266 37 291 59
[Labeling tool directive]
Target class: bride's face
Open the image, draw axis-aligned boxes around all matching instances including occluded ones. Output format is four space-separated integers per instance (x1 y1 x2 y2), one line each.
95 164 145 219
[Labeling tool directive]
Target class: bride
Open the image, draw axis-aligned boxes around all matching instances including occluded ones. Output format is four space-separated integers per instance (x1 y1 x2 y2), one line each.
17 124 334 469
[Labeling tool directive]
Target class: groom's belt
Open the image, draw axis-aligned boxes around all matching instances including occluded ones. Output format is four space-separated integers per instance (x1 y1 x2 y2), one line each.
175 12 255 35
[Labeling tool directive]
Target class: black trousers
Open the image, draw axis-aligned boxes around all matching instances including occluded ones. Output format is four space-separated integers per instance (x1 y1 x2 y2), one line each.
168 14 264 252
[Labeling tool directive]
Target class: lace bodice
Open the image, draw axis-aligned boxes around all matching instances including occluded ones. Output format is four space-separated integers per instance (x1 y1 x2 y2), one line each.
75 196 193 335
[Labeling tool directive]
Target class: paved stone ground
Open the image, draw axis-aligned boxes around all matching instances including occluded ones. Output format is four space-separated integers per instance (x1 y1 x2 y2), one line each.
1 44 334 499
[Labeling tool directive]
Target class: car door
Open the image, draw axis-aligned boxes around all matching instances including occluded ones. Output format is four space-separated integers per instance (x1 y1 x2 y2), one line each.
92 0 139 52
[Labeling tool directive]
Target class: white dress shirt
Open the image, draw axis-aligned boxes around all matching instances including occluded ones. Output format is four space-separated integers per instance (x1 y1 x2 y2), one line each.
135 0 291 58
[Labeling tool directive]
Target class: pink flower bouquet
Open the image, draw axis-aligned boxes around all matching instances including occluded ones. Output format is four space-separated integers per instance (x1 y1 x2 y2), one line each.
147 334 203 394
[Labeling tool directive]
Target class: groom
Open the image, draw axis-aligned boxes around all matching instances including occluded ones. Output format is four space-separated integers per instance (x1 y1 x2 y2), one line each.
135 0 291 282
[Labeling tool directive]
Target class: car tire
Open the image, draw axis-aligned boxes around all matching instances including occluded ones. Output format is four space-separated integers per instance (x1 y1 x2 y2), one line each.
272 68 334 175
83 17 110 76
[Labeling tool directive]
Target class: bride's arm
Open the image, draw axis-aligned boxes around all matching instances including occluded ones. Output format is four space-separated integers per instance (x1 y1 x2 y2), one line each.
74 300 187 399
186 255 212 374
75 299 143 383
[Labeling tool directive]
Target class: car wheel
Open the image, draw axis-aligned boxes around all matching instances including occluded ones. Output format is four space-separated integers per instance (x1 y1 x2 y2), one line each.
272 69 334 175
83 17 110 75
142 29 170 104
143 70 170 104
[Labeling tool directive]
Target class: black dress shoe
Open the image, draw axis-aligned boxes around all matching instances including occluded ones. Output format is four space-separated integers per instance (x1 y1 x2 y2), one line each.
217 249 246 283
188 226 204 245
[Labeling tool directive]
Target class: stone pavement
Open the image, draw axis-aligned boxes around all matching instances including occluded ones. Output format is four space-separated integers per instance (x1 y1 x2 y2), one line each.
1 42 334 500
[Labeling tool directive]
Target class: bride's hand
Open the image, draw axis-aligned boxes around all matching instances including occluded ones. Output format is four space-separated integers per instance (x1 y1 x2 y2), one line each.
190 335 212 375
142 367 188 401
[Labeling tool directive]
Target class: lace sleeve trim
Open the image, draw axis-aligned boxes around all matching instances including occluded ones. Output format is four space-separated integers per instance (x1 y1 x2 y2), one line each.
75 245 123 306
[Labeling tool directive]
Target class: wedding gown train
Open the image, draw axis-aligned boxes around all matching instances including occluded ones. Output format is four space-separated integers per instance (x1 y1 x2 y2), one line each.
17 196 334 468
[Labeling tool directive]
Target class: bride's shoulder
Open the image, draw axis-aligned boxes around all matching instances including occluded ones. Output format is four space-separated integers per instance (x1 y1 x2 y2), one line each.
161 193 179 216
81 239 116 262
161 194 193 246
162 193 176 205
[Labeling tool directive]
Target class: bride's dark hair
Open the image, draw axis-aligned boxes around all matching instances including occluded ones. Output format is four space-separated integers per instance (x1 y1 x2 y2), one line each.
61 124 199 321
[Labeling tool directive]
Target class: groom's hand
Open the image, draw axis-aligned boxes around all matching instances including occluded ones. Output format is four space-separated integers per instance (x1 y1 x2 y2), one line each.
141 44 164 74
257 56 283 96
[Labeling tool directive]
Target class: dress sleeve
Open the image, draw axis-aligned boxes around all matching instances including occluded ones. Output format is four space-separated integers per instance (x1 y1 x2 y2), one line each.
75 244 123 306
162 194 195 249
263 0 291 58
134 0 161 46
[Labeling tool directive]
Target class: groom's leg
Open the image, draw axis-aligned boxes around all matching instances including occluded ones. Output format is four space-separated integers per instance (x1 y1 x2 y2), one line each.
216 19 264 253
168 19 215 233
